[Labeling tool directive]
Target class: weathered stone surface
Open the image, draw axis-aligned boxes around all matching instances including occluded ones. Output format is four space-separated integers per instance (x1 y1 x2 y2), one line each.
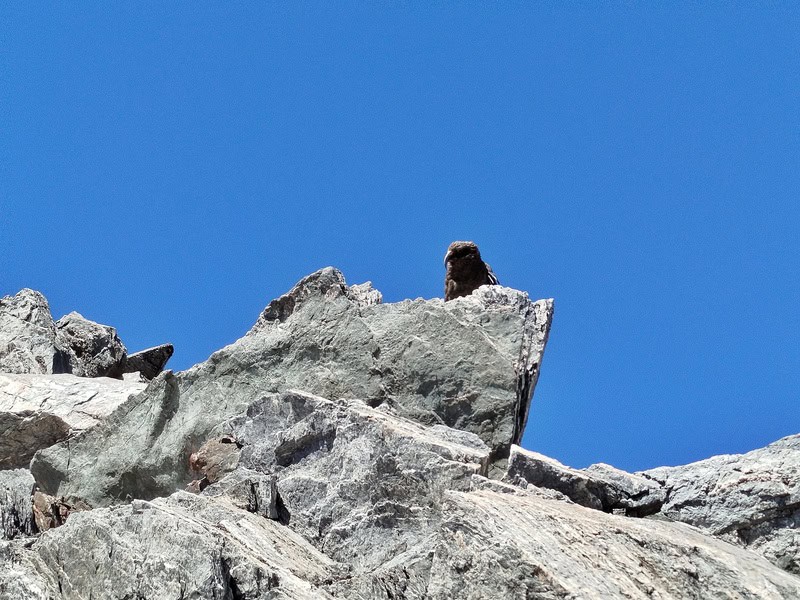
10 272 800 597
0 469 35 540
55 312 127 379
505 445 666 516
246 268 552 461
0 289 70 375
188 435 242 489
31 268 551 505
229 391 489 568
346 281 382 306
0 373 145 469
5 491 341 599
330 485 800 600
201 468 278 519
642 434 800 574
0 542 52 600
123 343 174 380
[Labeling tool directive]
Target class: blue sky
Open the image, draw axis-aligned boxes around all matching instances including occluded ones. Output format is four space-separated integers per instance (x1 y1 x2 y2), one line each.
2 4 798 472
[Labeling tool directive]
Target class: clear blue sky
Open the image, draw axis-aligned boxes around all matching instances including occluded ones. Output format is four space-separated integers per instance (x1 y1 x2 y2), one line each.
2 4 798 472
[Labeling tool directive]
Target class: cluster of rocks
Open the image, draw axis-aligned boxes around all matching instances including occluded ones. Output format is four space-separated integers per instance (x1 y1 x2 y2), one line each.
0 269 798 599
0 289 174 473
0 288 173 380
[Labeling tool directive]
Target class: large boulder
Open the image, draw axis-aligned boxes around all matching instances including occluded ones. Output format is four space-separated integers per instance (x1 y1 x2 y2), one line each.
55 312 127 379
31 268 552 506
0 289 70 375
641 434 800 574
245 268 552 464
0 373 145 469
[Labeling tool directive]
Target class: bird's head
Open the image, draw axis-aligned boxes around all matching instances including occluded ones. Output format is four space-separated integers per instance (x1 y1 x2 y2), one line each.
444 241 481 266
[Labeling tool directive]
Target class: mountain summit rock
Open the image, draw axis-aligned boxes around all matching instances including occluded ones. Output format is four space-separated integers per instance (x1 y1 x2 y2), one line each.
1 270 798 599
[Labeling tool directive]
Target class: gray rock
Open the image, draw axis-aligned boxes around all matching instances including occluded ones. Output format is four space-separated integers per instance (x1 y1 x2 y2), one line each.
230 390 489 568
3 478 800 600
0 541 53 600
0 289 70 375
123 343 174 380
505 445 666 516
55 312 127 379
5 479 799 600
328 484 800 599
0 469 35 540
346 281 383 306
246 268 552 462
642 434 800 574
0 373 145 469
31 268 551 505
201 467 278 519
7 491 341 599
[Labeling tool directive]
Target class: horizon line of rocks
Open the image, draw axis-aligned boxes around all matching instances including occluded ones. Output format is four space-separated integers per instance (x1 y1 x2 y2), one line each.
0 288 173 382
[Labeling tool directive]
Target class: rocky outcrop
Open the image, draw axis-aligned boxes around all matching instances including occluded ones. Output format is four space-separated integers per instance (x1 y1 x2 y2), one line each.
123 343 174 380
1 290 172 382
55 312 127 379
505 445 666 517
642 434 800 574
2 491 343 599
3 272 800 598
31 268 552 506
0 373 145 469
5 467 800 599
0 290 70 375
333 481 800 599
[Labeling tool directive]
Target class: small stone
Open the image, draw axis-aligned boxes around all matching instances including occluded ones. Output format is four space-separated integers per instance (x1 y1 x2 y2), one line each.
31 492 89 532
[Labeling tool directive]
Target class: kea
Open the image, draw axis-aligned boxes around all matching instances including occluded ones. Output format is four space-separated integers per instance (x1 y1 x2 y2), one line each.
444 241 499 301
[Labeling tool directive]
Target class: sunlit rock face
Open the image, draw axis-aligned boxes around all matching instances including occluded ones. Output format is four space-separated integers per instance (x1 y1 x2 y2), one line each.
1 271 799 599
0 289 70 375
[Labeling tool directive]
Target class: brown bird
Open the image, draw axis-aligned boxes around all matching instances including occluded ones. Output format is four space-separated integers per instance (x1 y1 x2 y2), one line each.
444 241 499 301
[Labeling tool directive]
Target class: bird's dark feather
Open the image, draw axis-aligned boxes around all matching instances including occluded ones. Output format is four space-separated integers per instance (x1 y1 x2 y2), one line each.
443 241 499 301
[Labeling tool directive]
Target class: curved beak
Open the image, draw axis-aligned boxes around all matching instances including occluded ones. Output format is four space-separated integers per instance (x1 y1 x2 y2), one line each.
443 249 452 266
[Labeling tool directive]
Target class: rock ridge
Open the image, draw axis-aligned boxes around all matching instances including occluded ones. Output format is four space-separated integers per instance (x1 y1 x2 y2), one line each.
1 270 799 599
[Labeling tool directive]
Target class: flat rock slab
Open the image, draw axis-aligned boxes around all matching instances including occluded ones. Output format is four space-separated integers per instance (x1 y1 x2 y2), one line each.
0 373 145 468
